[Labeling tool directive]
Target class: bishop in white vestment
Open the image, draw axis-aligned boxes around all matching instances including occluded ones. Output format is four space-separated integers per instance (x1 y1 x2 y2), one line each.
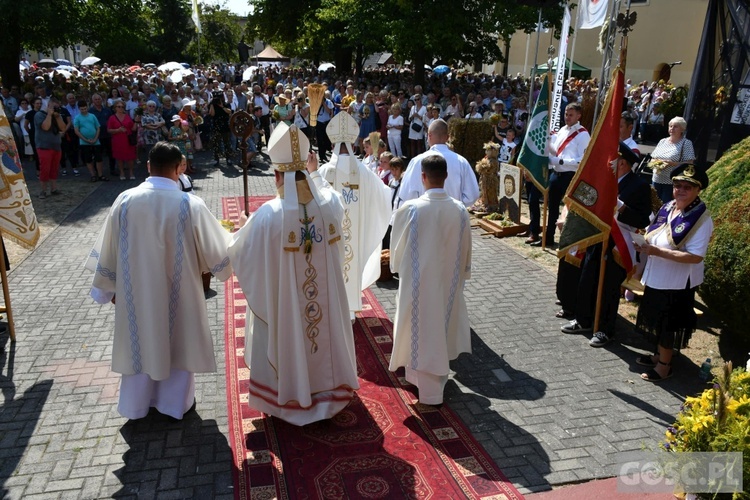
228 123 359 426
85 141 234 420
389 155 472 405
317 112 391 315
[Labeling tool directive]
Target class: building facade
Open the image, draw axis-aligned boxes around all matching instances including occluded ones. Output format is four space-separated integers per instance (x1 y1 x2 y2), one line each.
493 0 706 86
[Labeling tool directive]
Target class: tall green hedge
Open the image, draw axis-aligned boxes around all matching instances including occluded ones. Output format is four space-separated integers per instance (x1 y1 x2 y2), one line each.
700 137 750 341
701 137 750 211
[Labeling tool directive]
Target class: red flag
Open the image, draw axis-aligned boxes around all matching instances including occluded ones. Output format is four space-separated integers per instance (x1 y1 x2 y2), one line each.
558 67 632 272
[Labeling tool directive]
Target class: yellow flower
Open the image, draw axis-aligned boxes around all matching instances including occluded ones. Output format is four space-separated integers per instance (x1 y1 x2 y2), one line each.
690 415 715 433
726 394 750 415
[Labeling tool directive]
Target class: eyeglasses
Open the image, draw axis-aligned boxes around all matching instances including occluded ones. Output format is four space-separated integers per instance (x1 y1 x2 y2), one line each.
673 182 697 191
114 105 124 109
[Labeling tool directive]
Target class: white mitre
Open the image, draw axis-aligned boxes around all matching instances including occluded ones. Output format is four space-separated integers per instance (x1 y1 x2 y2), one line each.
325 112 359 183
267 122 310 252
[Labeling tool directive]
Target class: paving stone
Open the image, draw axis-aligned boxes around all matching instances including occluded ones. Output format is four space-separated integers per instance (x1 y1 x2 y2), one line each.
0 150 711 497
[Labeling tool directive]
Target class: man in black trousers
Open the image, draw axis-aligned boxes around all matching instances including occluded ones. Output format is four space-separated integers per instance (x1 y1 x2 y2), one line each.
561 142 652 347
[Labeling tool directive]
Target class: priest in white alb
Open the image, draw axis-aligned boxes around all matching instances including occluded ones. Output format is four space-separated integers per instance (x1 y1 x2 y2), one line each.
389 154 472 405
317 112 391 316
85 141 234 420
228 123 359 426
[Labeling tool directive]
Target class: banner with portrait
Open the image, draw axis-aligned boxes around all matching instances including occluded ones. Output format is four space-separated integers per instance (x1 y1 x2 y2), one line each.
498 163 521 224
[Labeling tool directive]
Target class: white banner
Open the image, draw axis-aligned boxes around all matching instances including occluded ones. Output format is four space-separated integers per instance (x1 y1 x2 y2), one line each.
577 0 609 30
550 4 571 133
192 0 202 34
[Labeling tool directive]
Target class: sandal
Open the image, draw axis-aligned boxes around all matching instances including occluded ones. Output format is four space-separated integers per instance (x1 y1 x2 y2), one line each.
99 176 109 181
641 361 673 382
636 354 658 367
90 176 98 182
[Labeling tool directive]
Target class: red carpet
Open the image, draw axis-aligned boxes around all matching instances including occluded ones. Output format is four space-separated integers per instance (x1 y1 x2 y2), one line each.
224 196 523 499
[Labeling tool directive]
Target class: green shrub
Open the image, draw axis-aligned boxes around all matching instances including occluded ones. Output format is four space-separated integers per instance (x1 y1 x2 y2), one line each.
702 136 750 212
701 191 750 341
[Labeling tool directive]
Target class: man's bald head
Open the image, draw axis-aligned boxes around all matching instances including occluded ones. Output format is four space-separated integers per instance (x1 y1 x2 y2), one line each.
427 119 449 146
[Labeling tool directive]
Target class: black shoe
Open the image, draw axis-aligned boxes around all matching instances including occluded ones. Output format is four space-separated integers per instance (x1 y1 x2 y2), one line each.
561 319 592 334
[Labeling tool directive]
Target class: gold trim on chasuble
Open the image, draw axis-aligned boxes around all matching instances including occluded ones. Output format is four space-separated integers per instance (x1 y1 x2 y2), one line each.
342 209 353 282
299 204 322 353
303 252 322 354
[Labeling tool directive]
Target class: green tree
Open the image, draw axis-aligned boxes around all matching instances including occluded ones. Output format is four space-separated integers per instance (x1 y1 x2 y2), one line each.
0 0 87 86
145 0 193 62
93 1 158 65
246 0 565 84
187 4 243 64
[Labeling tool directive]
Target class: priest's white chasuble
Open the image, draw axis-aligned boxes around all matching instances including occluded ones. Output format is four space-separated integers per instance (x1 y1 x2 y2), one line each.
86 177 233 418
318 153 391 312
388 189 472 404
228 177 359 426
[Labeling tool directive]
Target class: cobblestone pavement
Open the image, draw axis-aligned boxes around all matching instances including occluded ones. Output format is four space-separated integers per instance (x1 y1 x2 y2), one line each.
0 149 709 498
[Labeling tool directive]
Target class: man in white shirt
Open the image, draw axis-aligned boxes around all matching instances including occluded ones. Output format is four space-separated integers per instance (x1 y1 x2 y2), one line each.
389 154 472 405
534 103 590 247
399 119 479 208
251 84 270 146
86 142 234 420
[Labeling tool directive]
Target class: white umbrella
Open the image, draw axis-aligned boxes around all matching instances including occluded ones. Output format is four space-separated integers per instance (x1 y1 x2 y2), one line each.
424 64 433 70
56 65 79 75
318 62 335 72
53 69 73 80
169 68 193 83
81 56 101 66
159 61 183 72
242 66 258 81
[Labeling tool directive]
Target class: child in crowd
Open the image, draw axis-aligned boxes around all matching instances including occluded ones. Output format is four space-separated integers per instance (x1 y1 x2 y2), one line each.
177 154 193 193
377 151 393 185
499 128 516 164
386 104 403 157
246 106 264 164
382 156 405 250
182 120 194 173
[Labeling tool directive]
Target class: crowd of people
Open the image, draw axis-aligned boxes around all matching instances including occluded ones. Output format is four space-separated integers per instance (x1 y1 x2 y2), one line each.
1 57 710 422
4 61 684 190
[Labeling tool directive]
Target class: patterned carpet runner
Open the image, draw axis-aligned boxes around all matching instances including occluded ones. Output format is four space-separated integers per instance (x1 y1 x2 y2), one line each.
223 196 523 499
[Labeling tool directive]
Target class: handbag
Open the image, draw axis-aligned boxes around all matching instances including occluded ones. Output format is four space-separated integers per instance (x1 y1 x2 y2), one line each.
411 122 423 133
117 115 138 146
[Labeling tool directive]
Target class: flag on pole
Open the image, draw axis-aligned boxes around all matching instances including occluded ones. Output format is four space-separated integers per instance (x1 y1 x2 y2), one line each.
577 0 609 30
517 73 551 192
550 4 571 133
0 103 40 249
191 0 202 34
558 66 629 269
